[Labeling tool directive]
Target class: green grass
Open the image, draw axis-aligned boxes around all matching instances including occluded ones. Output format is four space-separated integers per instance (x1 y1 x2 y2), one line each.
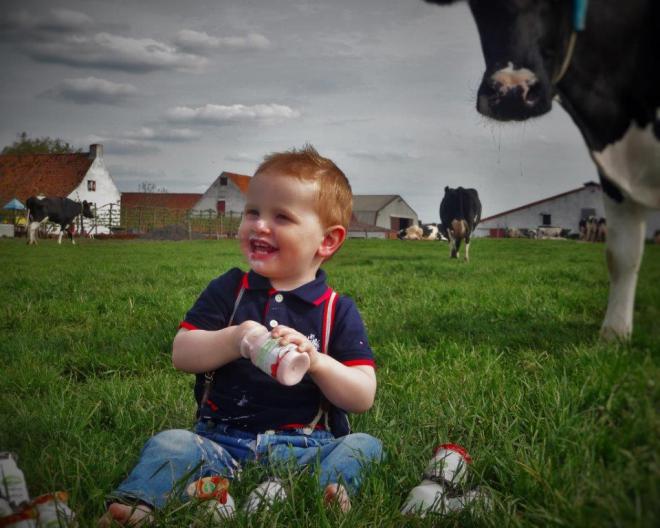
1 238 658 527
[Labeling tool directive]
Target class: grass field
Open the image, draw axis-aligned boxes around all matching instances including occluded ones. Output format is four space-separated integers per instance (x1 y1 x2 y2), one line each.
1 238 658 527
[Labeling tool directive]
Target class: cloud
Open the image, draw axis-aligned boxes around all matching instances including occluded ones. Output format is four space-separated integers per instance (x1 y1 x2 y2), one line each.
125 127 202 142
41 77 137 105
28 32 207 73
225 152 260 163
0 8 93 36
83 135 160 156
165 103 301 125
44 8 94 32
347 150 420 163
175 29 271 53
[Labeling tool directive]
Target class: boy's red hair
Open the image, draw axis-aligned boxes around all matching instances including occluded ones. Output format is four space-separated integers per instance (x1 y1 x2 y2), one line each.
254 144 353 229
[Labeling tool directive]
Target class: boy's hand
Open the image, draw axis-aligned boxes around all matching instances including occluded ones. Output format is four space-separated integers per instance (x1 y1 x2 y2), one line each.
271 325 321 372
235 320 266 356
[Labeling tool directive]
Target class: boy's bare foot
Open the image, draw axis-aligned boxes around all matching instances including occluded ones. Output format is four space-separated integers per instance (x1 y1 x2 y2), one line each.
323 483 351 513
97 502 153 527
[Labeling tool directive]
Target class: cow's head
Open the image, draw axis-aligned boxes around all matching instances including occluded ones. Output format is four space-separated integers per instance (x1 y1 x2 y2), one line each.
425 0 578 121
82 200 95 218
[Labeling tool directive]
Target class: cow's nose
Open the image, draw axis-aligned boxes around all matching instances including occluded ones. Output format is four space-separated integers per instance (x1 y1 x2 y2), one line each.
490 63 538 102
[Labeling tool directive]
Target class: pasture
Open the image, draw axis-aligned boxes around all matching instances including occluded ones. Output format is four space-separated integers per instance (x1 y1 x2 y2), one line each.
1 238 658 527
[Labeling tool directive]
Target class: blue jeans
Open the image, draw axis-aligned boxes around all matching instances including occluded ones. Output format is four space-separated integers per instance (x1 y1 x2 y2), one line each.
111 421 383 509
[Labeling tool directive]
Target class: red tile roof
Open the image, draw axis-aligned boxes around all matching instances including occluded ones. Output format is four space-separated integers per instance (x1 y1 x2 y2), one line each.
0 152 93 205
224 172 251 194
121 192 203 210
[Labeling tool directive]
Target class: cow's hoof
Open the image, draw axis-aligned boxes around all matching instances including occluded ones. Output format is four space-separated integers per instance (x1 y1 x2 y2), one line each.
599 325 631 342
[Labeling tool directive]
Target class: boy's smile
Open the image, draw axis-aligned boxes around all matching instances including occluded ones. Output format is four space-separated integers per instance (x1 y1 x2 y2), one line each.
238 171 328 291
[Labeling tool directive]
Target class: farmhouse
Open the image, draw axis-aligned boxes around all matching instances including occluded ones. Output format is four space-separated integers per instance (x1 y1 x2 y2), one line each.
0 144 120 235
352 195 418 232
193 171 251 215
476 182 660 240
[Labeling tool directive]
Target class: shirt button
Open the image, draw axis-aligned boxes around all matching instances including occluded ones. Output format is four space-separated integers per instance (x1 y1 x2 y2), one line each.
269 319 278 328
274 294 284 303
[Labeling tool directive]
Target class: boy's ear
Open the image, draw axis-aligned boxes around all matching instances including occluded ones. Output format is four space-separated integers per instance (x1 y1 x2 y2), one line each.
318 225 347 259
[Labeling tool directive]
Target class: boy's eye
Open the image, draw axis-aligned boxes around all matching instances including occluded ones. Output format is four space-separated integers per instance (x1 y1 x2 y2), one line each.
276 213 291 222
245 209 259 217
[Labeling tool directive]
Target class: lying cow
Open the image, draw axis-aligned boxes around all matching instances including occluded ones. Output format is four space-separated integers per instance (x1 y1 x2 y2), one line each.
398 223 443 240
26 196 94 245
439 186 482 261
424 0 659 340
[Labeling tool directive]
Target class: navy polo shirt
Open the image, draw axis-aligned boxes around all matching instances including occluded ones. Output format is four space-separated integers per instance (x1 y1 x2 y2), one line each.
180 267 374 435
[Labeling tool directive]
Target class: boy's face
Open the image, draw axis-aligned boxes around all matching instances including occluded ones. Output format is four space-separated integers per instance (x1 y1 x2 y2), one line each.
238 171 327 290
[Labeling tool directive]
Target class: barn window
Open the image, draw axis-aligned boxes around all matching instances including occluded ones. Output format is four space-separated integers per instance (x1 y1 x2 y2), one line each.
87 180 96 191
220 176 228 186
541 213 551 226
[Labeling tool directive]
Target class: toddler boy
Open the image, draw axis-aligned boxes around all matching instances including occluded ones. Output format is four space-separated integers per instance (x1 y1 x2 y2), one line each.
99 145 381 525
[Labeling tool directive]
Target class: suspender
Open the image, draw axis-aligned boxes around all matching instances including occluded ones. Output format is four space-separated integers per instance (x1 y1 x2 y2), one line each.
197 273 339 435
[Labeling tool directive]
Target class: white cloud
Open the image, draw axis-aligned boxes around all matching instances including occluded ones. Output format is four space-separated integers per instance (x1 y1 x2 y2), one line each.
42 76 137 105
47 8 94 31
25 32 208 73
125 126 201 142
166 103 301 125
84 134 160 156
175 29 271 53
348 150 420 163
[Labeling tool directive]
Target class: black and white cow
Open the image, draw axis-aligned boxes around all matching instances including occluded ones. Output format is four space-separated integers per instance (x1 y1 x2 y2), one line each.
26 196 94 245
398 222 444 240
439 186 482 261
424 0 659 340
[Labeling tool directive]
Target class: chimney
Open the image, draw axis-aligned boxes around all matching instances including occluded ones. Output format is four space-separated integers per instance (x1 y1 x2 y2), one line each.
89 144 103 159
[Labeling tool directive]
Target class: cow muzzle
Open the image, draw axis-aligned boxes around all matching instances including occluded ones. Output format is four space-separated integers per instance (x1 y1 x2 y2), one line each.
477 62 551 121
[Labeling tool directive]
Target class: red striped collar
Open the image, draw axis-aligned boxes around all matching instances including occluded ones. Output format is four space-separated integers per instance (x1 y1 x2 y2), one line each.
240 269 333 305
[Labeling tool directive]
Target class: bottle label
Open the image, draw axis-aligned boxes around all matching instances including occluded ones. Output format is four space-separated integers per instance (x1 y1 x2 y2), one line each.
252 338 294 378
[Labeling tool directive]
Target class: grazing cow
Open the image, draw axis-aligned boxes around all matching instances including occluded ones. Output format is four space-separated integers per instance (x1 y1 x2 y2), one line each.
439 186 482 261
26 197 94 245
585 215 599 242
597 217 607 242
424 0 659 340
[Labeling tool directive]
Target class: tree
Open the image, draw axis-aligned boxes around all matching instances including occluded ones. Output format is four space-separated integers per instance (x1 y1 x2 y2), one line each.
1 132 81 154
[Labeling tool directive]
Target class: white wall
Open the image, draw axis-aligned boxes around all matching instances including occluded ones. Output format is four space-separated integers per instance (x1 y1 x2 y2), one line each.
375 197 418 230
194 175 246 215
476 185 660 240
68 154 121 234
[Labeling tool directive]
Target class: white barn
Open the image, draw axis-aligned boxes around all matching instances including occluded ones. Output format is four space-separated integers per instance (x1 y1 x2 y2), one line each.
476 182 660 240
352 195 418 232
193 171 251 216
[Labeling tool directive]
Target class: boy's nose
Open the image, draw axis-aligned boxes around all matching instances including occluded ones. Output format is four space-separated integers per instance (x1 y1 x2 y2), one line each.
253 218 269 233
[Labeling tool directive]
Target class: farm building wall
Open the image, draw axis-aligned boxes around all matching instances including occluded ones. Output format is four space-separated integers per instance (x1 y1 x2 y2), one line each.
68 146 120 234
194 174 247 215
476 184 660 240
374 197 418 230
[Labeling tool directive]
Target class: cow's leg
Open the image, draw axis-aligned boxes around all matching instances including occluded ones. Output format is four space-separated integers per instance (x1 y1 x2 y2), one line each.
28 222 40 245
464 234 471 262
57 226 64 245
600 195 646 341
64 224 76 245
447 231 457 258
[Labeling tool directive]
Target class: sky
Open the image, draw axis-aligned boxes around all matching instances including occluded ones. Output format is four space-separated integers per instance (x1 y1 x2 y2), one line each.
0 0 597 222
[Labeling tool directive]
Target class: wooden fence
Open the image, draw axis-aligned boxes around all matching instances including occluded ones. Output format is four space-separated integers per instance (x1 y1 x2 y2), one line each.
119 206 243 239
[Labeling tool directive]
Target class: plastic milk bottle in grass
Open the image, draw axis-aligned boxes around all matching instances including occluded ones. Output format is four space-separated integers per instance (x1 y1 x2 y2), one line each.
240 326 310 385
